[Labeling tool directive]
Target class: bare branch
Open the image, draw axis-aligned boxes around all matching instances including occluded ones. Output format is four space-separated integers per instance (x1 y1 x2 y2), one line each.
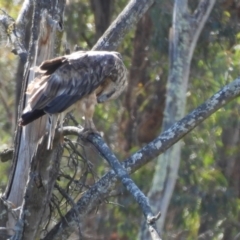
15 0 33 62
192 0 215 27
45 76 240 240
188 0 216 60
87 134 162 239
0 5 29 63
62 126 83 136
92 0 154 51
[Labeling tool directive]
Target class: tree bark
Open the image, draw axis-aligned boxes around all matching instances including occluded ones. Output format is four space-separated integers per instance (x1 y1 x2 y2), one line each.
92 0 154 51
15 1 33 121
2 1 65 239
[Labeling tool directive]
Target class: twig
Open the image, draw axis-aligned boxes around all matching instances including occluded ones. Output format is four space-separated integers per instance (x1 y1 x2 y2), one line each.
54 183 83 239
87 133 161 239
16 0 33 38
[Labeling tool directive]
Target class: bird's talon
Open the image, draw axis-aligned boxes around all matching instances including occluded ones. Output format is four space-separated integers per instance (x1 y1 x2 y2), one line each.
81 128 100 138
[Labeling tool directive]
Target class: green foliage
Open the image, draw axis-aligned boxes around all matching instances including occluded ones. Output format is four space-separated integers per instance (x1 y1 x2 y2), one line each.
64 0 95 49
163 5 240 239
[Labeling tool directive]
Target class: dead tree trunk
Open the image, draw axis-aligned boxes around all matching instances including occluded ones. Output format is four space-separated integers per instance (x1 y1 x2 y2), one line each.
1 1 65 239
90 0 113 40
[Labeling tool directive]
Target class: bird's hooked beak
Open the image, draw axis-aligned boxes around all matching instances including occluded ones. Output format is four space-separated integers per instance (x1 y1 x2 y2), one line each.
97 90 115 103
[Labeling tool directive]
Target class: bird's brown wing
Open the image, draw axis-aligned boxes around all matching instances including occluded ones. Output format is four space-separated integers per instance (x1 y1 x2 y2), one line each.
20 50 128 128
40 56 67 75
26 56 67 97
28 52 108 114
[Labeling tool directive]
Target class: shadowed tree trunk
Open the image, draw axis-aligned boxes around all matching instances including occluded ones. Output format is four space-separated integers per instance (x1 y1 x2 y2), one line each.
122 11 154 151
90 0 113 40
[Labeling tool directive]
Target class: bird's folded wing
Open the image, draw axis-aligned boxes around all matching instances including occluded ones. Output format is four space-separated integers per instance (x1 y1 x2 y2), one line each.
28 56 105 114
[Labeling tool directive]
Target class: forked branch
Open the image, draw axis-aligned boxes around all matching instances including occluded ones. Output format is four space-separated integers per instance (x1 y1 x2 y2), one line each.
45 76 240 240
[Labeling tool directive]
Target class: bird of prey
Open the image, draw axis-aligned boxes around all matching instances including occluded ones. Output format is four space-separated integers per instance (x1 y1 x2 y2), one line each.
19 51 128 148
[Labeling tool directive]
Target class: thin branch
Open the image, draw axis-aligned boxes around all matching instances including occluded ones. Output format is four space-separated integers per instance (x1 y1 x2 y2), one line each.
15 0 33 62
16 0 33 32
46 76 240 240
0 7 28 62
62 126 83 136
233 232 240 240
87 134 161 239
54 183 83 239
193 0 215 25
188 0 216 60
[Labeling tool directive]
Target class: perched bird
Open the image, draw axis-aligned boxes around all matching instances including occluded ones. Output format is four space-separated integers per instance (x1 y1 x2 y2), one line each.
19 51 128 148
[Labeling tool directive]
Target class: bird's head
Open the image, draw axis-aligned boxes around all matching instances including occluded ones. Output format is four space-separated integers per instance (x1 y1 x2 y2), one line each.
96 51 128 103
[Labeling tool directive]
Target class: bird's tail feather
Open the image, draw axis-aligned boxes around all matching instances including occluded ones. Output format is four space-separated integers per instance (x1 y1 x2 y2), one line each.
19 109 45 126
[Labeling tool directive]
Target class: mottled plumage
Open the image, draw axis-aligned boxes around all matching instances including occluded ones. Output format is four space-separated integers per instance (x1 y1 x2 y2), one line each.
19 51 128 148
